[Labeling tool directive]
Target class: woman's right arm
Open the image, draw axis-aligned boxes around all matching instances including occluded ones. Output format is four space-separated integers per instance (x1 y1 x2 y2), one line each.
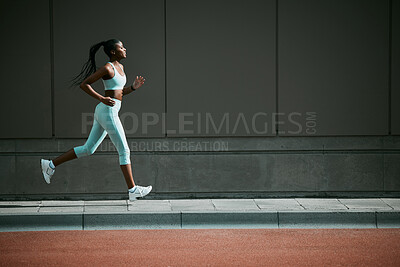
80 65 114 106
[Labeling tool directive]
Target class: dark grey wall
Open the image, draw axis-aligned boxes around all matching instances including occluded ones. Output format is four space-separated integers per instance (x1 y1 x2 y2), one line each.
0 0 399 200
166 0 276 136
0 0 396 138
392 0 400 134
0 0 52 138
279 0 389 136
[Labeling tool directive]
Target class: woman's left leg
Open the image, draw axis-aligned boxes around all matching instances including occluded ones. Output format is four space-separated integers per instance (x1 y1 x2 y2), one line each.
52 118 107 167
52 148 77 167
41 114 107 184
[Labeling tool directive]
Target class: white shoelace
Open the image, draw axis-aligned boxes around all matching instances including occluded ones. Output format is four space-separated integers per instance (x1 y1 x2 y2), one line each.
136 187 145 197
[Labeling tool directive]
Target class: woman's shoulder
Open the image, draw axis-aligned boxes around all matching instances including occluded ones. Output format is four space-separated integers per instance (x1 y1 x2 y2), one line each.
98 63 114 79
103 62 113 67
102 62 115 72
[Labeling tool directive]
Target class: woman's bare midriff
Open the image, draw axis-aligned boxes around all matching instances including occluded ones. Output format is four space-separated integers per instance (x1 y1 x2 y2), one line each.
105 89 123 101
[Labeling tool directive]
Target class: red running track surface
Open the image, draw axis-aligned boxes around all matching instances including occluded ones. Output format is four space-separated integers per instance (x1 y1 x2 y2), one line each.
1 228 400 266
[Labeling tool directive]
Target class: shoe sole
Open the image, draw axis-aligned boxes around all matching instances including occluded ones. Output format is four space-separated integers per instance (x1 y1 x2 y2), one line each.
40 159 51 184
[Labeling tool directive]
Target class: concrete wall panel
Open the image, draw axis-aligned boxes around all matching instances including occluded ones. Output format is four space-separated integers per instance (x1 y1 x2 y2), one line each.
0 0 52 138
392 0 400 134
166 0 276 136
278 0 389 136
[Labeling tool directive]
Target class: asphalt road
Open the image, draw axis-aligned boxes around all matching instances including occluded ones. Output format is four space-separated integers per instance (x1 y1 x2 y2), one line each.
1 228 400 266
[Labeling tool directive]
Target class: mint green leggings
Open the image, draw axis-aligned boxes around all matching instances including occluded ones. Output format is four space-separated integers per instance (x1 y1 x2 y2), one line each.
73 98 131 165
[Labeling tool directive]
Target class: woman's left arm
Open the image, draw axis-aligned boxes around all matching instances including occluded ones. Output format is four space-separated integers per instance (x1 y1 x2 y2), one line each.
123 75 146 96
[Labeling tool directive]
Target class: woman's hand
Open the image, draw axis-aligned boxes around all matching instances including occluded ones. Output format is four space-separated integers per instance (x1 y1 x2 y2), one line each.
101 96 115 106
132 75 146 90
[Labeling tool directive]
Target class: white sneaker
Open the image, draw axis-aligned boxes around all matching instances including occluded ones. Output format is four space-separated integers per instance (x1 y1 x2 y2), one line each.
129 185 152 201
41 159 55 184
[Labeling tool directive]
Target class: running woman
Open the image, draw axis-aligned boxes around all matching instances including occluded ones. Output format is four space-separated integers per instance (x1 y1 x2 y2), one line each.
40 38 152 201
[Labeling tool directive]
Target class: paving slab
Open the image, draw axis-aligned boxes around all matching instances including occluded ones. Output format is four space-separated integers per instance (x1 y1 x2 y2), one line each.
41 201 84 207
0 199 400 231
0 201 41 207
39 206 85 213
295 198 348 210
211 199 260 211
170 199 215 211
84 200 127 206
0 207 40 213
339 199 393 210
128 200 172 212
84 205 128 213
381 198 400 209
254 199 304 210
128 200 170 206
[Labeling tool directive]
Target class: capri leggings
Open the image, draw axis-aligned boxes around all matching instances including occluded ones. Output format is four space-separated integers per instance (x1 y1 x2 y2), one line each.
73 98 131 165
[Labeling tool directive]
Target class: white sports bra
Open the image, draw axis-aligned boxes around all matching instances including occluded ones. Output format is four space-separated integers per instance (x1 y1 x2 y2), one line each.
102 62 127 90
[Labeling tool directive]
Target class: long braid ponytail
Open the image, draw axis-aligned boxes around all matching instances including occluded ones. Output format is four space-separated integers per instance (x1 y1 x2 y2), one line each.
69 39 121 88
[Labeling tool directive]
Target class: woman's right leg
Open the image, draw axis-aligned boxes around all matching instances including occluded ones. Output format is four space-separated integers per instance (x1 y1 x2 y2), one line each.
96 100 152 200
96 100 135 189
52 118 107 167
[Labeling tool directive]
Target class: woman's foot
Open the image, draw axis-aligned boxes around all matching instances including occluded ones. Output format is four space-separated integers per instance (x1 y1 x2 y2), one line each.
41 159 55 184
129 185 152 201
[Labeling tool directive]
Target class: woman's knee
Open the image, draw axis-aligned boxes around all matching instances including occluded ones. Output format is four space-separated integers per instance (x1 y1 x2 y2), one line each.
118 147 131 165
74 146 87 158
74 145 96 158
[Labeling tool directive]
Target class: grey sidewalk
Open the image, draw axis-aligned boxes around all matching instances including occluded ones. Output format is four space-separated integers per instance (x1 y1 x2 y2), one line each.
1 198 399 231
